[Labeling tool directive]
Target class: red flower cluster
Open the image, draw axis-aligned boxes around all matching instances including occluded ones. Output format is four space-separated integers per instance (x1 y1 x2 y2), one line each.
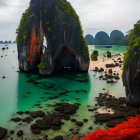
69 111 140 140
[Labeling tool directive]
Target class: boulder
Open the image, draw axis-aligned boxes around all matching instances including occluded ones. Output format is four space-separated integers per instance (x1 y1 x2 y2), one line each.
17 130 23 136
30 111 45 118
108 69 112 74
107 51 111 58
0 127 7 139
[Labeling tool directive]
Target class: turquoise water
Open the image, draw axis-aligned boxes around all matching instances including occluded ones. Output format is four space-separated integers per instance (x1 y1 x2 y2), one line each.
89 45 128 57
0 44 127 139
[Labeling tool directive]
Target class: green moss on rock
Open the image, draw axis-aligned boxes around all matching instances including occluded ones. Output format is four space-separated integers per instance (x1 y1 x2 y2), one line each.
16 8 30 44
91 50 99 60
37 63 46 70
23 29 29 44
58 0 89 63
122 20 140 76
30 13 34 18
63 21 69 26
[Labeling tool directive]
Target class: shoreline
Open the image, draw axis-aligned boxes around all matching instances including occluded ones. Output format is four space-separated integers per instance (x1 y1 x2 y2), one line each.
89 54 124 76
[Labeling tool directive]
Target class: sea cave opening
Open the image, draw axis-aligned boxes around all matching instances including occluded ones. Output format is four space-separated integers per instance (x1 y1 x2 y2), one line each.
53 46 80 73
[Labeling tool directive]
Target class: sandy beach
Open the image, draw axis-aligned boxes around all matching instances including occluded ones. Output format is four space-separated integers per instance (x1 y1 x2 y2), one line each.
89 54 124 76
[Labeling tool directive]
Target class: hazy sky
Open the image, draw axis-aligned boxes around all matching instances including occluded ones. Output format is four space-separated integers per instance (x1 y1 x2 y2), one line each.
0 0 140 41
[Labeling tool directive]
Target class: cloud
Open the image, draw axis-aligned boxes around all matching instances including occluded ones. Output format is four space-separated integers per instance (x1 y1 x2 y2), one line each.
69 0 140 36
0 0 140 40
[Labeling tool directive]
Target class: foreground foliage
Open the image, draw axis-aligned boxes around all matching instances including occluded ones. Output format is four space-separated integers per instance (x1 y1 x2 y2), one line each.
69 110 140 140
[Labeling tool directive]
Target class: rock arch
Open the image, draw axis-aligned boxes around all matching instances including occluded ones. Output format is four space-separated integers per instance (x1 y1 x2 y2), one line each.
16 0 89 75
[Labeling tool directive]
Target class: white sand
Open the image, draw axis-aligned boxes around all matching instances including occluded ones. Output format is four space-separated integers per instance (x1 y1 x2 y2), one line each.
89 55 124 76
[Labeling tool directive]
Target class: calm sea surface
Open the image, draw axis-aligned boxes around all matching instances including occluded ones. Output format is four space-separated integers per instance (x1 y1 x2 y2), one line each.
0 44 128 139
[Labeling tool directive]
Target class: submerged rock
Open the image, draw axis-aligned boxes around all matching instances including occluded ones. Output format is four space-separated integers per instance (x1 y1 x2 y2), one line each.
11 117 22 122
17 0 89 75
17 130 23 136
30 103 79 134
0 127 7 139
94 93 139 127
30 110 45 118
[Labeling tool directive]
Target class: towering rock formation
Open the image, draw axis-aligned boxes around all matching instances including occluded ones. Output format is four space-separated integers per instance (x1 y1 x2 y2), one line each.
94 31 110 45
16 0 89 75
85 34 94 45
122 20 140 107
110 30 124 45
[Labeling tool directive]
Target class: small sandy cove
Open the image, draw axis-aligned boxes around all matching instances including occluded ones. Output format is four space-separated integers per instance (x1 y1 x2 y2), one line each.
89 54 124 76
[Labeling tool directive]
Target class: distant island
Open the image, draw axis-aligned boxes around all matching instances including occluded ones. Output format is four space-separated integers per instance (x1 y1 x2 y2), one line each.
85 34 95 45
0 41 16 44
85 30 129 46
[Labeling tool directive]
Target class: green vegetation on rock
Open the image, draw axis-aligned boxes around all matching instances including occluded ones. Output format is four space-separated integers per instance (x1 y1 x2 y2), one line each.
122 20 140 76
63 21 69 26
16 8 30 44
30 13 34 18
58 0 89 63
91 50 99 60
45 21 52 33
46 21 50 25
37 63 46 70
43 9 47 14
23 29 29 44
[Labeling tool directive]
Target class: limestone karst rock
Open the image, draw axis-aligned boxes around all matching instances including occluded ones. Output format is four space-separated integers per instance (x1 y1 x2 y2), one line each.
94 31 110 45
122 20 140 107
110 30 124 45
16 0 89 75
85 34 94 45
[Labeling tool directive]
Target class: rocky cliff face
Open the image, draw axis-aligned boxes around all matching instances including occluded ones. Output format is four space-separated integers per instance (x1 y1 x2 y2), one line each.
17 0 89 75
122 20 140 107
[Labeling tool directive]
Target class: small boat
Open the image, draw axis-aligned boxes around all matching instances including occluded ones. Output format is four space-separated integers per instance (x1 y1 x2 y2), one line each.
104 45 112 48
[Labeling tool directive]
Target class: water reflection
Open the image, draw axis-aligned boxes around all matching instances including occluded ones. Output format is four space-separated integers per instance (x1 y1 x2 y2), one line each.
17 72 91 112
0 44 18 127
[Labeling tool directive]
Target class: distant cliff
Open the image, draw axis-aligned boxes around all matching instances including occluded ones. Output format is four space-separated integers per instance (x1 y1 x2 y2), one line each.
85 30 128 46
16 0 89 75
0 41 12 44
85 34 94 45
94 31 110 45
110 30 125 45
122 20 140 106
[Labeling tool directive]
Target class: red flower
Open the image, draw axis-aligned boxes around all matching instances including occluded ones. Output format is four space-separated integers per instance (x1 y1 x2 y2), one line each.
69 115 140 140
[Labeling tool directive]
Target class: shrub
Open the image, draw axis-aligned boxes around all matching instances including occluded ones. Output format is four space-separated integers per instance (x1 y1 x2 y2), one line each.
16 8 30 44
91 50 99 61
37 63 46 70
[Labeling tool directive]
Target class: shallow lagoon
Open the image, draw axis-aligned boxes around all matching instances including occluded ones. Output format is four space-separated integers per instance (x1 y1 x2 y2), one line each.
0 44 128 139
